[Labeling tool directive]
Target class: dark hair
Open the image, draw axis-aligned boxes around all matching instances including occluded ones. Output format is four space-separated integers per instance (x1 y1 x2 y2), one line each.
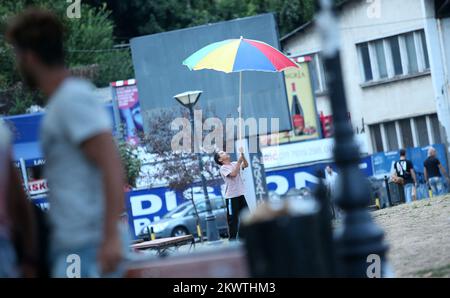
400 149 406 157
213 152 223 166
6 8 65 66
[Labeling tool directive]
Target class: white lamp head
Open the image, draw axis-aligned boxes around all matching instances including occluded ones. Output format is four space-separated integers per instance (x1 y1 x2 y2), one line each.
173 90 203 107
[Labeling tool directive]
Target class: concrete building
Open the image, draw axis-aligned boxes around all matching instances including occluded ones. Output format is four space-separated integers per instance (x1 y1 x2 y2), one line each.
281 0 449 154
422 0 450 151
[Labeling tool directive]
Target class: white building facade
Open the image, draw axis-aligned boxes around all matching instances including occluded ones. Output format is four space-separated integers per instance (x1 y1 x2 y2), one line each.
281 0 447 154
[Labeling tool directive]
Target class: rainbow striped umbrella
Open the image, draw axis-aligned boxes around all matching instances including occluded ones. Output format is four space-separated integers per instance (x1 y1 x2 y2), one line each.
183 37 298 142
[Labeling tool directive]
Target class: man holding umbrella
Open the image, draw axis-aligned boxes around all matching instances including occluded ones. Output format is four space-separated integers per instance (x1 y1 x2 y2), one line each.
214 148 248 240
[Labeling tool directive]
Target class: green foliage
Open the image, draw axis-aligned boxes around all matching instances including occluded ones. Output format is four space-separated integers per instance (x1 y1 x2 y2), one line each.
118 141 142 188
3 84 36 115
86 0 316 39
1 0 323 115
0 0 133 115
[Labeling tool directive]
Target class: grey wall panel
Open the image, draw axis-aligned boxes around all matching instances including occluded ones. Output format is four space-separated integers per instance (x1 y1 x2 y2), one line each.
130 13 292 138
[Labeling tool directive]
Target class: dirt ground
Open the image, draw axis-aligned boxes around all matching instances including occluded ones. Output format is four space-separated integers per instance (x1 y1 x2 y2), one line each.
372 195 450 277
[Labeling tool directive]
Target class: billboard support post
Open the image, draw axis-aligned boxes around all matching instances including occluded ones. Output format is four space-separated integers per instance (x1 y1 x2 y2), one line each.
110 83 123 140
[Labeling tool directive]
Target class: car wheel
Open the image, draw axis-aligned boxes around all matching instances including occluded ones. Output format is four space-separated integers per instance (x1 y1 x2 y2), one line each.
171 226 189 237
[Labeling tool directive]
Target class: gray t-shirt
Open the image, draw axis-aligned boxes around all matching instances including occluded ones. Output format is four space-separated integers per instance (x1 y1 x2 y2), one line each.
41 78 112 249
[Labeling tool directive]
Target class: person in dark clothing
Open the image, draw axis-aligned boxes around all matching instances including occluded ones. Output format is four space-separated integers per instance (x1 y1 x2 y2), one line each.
424 147 450 197
392 149 417 204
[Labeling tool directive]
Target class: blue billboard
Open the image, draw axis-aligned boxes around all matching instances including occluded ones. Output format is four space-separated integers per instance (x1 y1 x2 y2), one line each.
265 157 373 195
125 185 223 238
372 144 448 183
125 156 373 238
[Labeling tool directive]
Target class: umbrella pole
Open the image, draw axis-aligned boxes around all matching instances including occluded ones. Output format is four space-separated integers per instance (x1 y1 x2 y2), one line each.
239 71 243 147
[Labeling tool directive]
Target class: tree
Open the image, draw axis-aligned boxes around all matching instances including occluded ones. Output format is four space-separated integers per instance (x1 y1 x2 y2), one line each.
117 140 142 189
143 107 221 192
85 0 317 39
142 107 223 239
0 0 133 115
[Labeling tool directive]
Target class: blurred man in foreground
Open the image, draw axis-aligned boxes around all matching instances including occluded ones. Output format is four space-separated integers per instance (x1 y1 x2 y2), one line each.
6 8 127 277
0 121 37 277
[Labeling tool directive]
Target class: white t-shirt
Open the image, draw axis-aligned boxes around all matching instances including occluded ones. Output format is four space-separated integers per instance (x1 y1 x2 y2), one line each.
220 161 245 199
325 170 339 194
41 77 112 249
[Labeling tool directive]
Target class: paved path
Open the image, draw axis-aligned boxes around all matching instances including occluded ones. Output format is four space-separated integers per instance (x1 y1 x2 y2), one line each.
373 196 450 277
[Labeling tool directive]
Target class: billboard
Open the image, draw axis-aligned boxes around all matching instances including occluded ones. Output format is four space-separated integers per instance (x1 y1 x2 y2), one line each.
372 144 448 180
126 156 373 238
111 79 144 146
259 56 321 146
266 156 373 195
261 134 370 170
130 13 292 137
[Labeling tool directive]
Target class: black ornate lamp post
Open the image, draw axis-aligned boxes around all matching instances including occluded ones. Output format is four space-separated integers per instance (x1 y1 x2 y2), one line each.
174 91 221 242
317 0 389 277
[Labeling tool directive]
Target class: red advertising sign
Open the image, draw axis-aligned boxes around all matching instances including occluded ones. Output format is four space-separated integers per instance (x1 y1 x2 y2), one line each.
28 179 48 196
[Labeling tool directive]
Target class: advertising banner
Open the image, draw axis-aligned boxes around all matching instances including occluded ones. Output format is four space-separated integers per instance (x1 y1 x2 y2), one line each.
125 156 372 238
260 57 320 146
372 144 448 181
125 185 223 238
234 138 268 212
20 155 372 238
131 14 292 136
111 79 144 146
265 156 373 195
27 179 48 196
261 134 369 170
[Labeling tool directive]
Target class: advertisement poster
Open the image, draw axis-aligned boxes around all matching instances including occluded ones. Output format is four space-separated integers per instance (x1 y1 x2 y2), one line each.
266 156 373 195
260 58 320 147
372 144 448 181
111 79 144 146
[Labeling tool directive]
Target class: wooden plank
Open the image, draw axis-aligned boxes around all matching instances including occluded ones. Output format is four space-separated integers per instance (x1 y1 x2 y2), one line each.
130 235 193 250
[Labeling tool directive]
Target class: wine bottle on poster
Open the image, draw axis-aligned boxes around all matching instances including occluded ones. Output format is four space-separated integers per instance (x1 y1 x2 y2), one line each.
291 82 305 136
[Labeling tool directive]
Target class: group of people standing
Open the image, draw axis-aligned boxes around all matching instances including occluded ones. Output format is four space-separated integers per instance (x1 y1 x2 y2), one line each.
392 148 450 203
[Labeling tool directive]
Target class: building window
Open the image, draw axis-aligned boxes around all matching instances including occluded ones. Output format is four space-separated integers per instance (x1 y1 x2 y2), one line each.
415 116 429 147
374 40 388 79
385 122 398 151
370 124 383 153
430 114 442 144
420 31 430 69
309 53 328 94
370 114 443 153
405 32 419 74
357 29 430 84
389 36 403 75
399 119 414 148
359 43 373 82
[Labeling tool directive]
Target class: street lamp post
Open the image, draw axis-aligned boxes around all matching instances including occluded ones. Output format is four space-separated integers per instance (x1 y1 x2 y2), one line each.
317 0 389 277
174 91 221 242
